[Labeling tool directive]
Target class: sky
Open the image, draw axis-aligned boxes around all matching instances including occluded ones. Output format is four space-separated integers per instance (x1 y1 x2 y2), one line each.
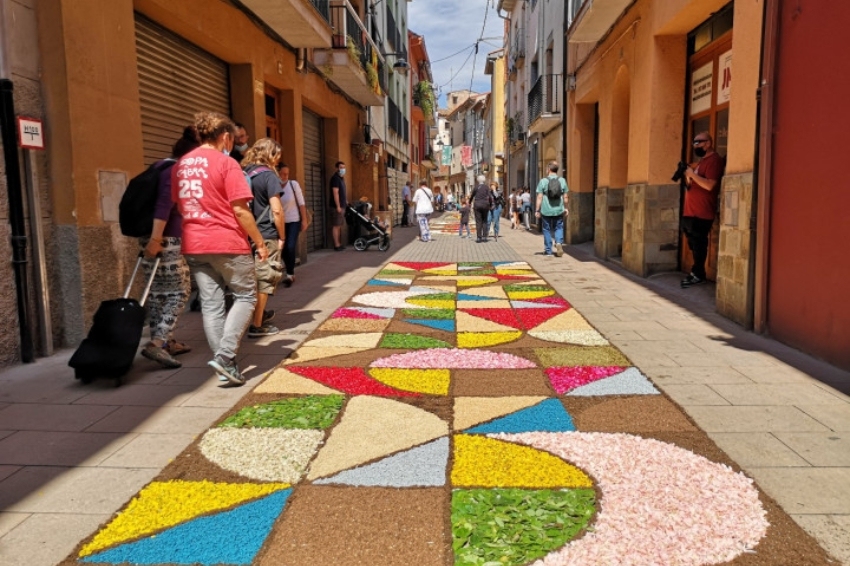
407 0 505 108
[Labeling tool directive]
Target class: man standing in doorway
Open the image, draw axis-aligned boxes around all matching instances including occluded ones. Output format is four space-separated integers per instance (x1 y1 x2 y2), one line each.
535 162 569 257
230 123 249 164
329 161 348 251
681 132 723 288
401 181 411 226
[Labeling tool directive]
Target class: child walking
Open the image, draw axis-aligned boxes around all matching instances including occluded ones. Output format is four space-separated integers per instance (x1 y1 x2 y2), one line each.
458 199 471 238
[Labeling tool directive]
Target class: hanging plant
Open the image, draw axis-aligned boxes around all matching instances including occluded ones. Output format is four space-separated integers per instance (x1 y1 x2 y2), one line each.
354 143 372 164
346 35 362 64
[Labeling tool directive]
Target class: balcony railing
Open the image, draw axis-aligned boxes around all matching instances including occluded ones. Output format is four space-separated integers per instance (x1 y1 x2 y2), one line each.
388 97 408 142
310 0 331 22
508 111 525 146
322 0 385 104
511 26 525 68
528 74 562 124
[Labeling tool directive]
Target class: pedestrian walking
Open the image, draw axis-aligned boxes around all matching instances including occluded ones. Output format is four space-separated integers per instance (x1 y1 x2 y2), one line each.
488 182 504 240
401 181 411 227
173 111 268 386
242 138 287 338
509 188 518 229
278 163 308 287
413 180 434 242
138 126 198 369
472 175 493 242
534 161 569 257
329 161 348 251
520 187 532 230
458 198 471 238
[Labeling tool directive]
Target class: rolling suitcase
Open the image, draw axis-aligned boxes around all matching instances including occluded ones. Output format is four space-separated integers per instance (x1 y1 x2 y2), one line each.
69 254 160 387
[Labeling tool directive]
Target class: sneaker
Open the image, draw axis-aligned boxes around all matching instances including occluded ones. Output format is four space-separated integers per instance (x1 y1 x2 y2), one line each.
262 309 275 324
554 243 564 257
334 246 345 251
163 339 191 356
681 273 704 288
248 324 280 337
208 355 245 386
141 343 181 368
282 275 294 288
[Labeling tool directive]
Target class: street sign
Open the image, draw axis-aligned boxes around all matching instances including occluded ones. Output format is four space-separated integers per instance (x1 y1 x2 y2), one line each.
17 117 45 150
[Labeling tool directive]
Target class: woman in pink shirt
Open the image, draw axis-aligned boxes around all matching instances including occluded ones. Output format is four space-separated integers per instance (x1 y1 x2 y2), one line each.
172 112 268 386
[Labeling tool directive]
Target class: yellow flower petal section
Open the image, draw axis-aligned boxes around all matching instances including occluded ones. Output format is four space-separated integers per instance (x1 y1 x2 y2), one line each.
507 290 556 300
496 269 537 276
457 331 523 348
369 368 450 395
406 298 456 310
79 481 289 557
451 435 592 488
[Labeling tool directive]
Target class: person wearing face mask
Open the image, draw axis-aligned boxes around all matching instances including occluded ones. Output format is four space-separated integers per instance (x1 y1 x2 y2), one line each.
681 131 724 288
230 123 249 163
172 111 268 386
329 161 348 251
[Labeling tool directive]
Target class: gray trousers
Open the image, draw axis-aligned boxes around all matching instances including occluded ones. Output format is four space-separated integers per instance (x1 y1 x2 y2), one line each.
185 254 257 362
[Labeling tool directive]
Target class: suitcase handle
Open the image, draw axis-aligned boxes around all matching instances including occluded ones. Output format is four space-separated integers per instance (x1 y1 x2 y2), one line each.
124 252 161 306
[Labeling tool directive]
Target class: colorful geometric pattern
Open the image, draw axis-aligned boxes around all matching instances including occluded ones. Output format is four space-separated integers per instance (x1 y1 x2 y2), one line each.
73 261 769 566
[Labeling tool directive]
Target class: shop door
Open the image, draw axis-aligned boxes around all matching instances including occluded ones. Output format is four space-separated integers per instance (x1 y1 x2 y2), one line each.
680 28 732 280
135 15 230 165
302 109 326 251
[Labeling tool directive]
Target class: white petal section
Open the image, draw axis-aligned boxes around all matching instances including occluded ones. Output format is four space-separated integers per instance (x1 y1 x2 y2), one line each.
302 333 383 349
528 329 610 346
351 289 437 308
491 432 768 566
199 428 324 483
567 368 659 396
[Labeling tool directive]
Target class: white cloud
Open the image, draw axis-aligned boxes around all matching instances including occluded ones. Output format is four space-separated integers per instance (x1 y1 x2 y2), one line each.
408 0 504 105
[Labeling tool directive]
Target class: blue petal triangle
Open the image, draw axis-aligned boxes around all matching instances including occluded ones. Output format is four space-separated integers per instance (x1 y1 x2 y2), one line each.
466 399 575 434
405 319 456 332
457 293 492 301
83 489 292 565
314 438 448 487
368 279 406 287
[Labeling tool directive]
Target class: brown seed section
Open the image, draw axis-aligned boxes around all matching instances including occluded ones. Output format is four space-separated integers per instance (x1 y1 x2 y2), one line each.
452 369 553 397
563 396 699 433
258 486 450 566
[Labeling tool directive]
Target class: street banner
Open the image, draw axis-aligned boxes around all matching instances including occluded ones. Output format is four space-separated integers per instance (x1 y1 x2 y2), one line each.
461 145 472 167
442 145 452 165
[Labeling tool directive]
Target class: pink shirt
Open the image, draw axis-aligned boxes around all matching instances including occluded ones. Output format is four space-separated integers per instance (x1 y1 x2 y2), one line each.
172 147 253 255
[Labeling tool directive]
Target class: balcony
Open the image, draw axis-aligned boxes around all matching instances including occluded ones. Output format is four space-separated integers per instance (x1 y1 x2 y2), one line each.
507 111 526 151
512 27 526 69
313 0 385 106
569 0 632 44
240 0 332 48
413 81 436 126
528 74 562 133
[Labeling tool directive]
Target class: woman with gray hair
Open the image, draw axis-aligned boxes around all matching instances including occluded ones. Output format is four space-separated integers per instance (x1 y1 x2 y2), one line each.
471 174 493 242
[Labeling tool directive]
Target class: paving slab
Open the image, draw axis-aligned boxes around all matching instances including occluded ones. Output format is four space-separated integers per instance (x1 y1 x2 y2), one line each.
707 432 811 467
0 430 134 467
97 433 197 468
773 432 850 467
798 404 850 432
711 383 849 406
0 512 29 538
684 405 831 433
84 405 224 434
749 467 850 515
643 365 756 385
793 515 850 566
661 384 732 406
0 403 119 432
0 512 111 566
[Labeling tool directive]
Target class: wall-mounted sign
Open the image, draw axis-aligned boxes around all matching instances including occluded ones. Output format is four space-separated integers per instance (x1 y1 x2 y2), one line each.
17 117 45 150
690 62 713 116
717 49 732 105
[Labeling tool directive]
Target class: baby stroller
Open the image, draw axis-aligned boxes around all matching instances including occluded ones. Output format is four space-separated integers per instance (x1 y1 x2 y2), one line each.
347 201 391 252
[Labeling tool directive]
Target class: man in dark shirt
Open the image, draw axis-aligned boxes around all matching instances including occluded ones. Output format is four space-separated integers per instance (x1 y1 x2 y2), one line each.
229 123 249 164
329 161 348 251
681 132 724 288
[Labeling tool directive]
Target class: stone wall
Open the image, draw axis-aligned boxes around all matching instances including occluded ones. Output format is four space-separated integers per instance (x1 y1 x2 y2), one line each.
566 191 594 244
623 183 680 277
716 172 755 327
594 186 624 259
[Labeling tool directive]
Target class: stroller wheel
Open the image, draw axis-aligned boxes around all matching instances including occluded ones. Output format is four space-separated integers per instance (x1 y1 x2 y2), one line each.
354 237 369 251
378 237 391 252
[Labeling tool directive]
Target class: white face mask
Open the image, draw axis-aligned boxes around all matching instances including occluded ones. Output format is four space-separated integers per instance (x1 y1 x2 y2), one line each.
339 168 346 177
234 143 248 153
222 149 230 157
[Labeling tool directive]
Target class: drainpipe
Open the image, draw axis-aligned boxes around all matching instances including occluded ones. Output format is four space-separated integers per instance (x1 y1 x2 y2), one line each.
753 0 781 333
0 79 35 363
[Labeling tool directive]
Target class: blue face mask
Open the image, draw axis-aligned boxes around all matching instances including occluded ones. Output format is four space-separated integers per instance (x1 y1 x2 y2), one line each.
339 168 346 177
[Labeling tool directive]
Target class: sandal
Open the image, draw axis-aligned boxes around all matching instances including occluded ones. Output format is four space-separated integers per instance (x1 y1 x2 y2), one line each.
164 339 192 356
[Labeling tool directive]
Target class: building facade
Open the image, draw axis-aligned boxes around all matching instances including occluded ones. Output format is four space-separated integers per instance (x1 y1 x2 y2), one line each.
0 0 413 366
566 0 849 370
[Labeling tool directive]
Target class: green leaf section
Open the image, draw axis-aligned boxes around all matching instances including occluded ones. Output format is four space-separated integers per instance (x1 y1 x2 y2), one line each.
377 270 416 277
504 284 551 292
402 309 455 319
452 488 595 566
416 292 456 301
218 395 345 430
380 333 451 349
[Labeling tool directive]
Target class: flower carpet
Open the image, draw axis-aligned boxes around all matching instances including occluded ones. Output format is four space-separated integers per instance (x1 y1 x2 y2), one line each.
65 261 835 565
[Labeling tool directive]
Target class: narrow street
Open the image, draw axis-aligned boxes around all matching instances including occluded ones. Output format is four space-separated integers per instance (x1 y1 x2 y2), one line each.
1 215 847 565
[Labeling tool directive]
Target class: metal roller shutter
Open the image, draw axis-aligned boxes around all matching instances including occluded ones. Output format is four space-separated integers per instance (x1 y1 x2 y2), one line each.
135 15 230 165
302 110 326 251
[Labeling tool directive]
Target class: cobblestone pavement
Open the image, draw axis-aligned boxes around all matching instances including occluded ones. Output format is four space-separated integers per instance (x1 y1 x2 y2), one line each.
0 213 848 565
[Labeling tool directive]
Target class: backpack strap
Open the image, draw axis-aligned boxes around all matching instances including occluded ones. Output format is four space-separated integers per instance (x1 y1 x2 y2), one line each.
245 166 275 224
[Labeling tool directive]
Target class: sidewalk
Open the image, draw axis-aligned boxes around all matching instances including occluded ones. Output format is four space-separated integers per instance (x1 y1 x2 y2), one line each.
0 215 848 565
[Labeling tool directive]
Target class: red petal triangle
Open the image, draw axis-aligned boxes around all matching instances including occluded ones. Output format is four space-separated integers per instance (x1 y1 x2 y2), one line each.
461 309 522 329
545 366 628 394
528 295 572 308
392 262 453 271
515 307 569 330
288 367 420 397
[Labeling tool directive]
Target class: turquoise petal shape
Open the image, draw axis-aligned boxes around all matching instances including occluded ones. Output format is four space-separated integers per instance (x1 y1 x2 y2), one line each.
406 319 456 332
466 399 575 434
